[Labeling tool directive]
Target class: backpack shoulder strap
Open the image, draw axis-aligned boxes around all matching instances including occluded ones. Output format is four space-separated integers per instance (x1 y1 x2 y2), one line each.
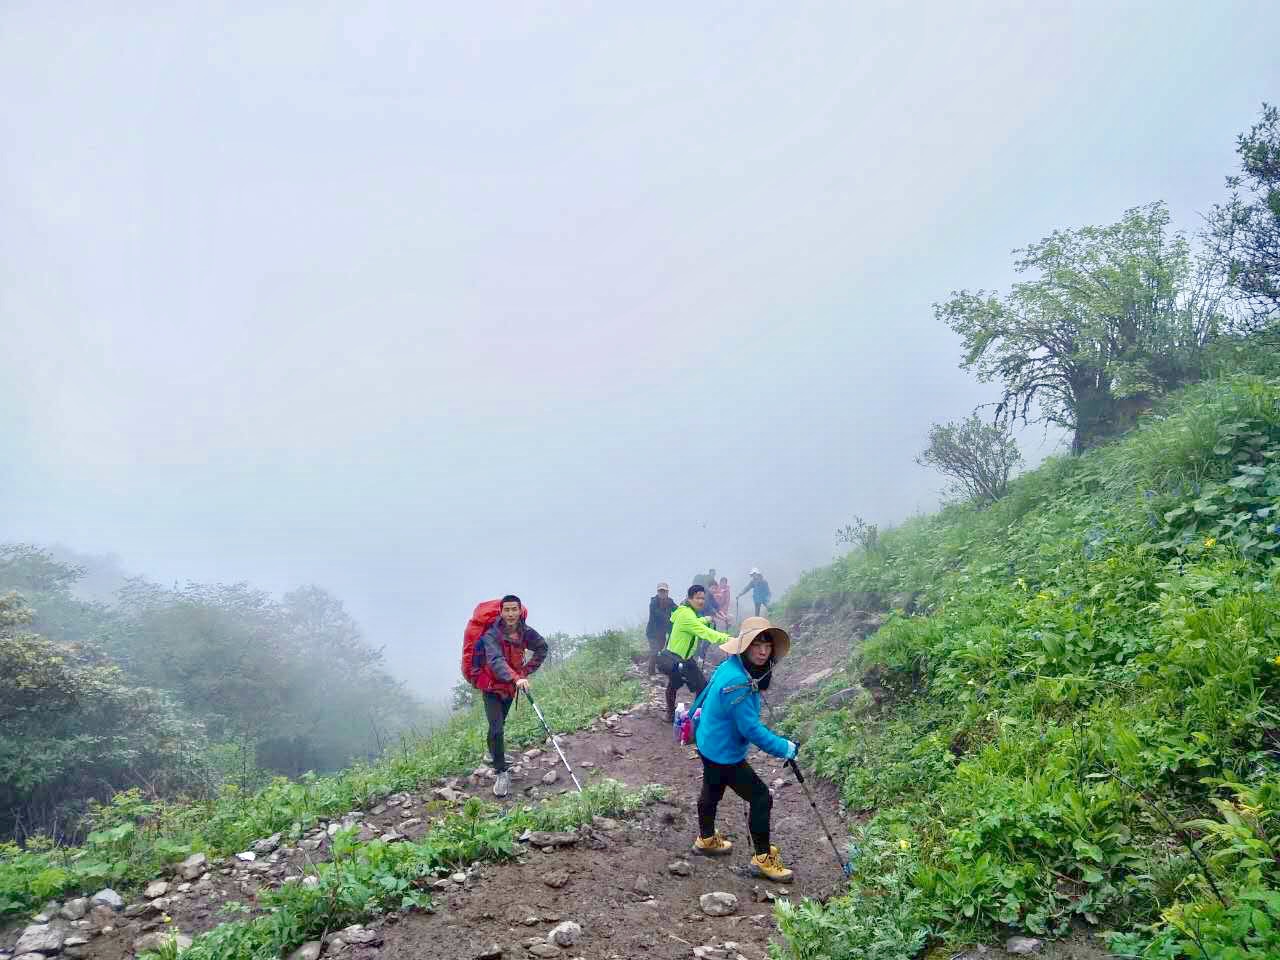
690 661 725 713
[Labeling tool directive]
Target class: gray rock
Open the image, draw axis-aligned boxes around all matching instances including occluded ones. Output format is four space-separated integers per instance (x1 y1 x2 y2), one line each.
799 668 835 687
15 924 65 955
15 954 50 960
540 769 558 785
143 881 169 899
177 853 207 880
526 943 560 959
522 831 577 847
632 874 651 896
506 903 541 926
251 833 281 855
699 892 738 917
133 931 193 954
825 686 860 708
541 869 569 889
548 921 581 947
235 851 256 862
91 888 124 911
667 859 692 876
286 942 322 960
693 946 733 960
63 936 90 948
450 871 467 884
59 898 89 921
474 946 503 960
1005 938 1043 955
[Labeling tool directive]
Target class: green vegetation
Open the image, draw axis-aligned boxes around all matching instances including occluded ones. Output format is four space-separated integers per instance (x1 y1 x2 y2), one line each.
772 374 1280 959
141 780 663 960
0 546 435 841
0 628 641 920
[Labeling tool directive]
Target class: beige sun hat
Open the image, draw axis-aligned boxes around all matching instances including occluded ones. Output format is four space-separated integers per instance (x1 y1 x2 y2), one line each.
720 616 791 659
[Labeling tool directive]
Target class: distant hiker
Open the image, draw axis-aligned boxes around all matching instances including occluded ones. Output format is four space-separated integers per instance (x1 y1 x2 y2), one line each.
476 594 547 798
646 582 678 676
738 568 772 616
711 576 732 630
658 584 735 723
690 616 797 882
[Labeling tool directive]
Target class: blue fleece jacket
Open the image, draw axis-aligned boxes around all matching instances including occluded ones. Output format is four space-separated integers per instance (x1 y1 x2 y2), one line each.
694 655 795 764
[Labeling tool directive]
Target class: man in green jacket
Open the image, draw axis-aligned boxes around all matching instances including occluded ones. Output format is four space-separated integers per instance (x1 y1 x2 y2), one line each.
661 584 736 723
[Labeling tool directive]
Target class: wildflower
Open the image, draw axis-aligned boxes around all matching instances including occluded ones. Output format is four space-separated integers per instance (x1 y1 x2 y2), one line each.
1272 655 1280 667
1204 537 1217 548
898 839 910 850
162 915 172 924
1015 577 1027 591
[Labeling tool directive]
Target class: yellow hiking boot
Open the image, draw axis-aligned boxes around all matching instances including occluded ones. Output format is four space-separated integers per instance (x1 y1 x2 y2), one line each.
750 848 794 883
692 834 733 857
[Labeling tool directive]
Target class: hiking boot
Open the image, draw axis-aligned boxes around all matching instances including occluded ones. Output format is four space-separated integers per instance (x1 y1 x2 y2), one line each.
750 849 794 883
492 771 511 798
692 834 733 857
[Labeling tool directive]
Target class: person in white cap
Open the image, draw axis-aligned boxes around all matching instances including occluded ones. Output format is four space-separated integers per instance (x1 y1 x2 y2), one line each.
737 568 772 616
645 582 678 676
689 616 797 882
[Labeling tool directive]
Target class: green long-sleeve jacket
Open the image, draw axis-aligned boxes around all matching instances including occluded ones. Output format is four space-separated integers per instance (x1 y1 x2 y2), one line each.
665 602 734 660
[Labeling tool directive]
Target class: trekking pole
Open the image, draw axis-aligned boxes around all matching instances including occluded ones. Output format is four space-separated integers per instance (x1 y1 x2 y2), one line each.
524 689 583 793
761 695 852 878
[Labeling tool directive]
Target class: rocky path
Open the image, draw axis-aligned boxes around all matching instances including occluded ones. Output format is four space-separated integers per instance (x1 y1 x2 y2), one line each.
2 646 858 960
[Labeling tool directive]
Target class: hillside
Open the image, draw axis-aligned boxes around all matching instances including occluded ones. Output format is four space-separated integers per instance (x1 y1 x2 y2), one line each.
768 373 1280 959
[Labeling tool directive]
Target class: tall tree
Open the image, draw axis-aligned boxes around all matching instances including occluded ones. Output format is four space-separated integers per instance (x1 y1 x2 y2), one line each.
938 203 1226 452
1208 103 1280 323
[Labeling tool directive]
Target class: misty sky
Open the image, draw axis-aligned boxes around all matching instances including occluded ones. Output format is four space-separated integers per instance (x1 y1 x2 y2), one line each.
3 2 1277 700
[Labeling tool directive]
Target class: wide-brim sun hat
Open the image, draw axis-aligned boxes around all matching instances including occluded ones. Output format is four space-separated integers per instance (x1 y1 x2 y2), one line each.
656 582 670 591
749 567 761 575
720 616 790 660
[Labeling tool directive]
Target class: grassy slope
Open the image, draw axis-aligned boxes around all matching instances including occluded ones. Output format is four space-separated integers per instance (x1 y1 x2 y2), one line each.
0 630 642 920
771 376 1280 960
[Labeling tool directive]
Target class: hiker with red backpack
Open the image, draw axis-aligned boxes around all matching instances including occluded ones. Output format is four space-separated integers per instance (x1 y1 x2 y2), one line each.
460 594 547 798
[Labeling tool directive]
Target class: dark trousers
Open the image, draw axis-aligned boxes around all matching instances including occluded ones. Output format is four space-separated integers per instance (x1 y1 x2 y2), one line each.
646 634 667 675
664 658 707 720
698 756 771 855
483 692 513 772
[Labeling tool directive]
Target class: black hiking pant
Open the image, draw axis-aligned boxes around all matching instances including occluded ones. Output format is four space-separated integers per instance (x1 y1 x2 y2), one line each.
483 692 513 773
646 633 667 675
698 755 771 855
664 657 707 721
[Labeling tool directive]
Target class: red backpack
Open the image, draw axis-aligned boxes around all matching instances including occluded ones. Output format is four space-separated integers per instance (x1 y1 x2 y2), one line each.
461 599 529 687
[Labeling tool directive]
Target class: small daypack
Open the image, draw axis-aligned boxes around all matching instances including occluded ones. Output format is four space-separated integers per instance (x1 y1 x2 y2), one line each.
684 661 727 743
460 599 528 687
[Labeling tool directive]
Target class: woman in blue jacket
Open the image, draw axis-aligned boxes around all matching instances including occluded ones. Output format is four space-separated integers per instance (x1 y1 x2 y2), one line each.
691 616 798 882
